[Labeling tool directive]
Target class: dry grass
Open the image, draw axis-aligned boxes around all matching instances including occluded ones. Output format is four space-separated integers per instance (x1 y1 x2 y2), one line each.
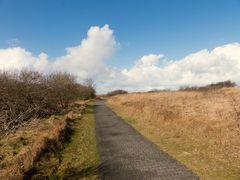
25 102 99 179
107 87 240 179
0 102 85 179
56 102 99 179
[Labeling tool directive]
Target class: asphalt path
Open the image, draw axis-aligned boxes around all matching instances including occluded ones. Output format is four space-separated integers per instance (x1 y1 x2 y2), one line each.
94 101 198 180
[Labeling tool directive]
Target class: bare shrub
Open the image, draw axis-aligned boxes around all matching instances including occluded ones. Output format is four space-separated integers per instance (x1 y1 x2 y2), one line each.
0 70 95 133
179 80 236 91
84 78 96 99
148 89 171 93
107 89 128 97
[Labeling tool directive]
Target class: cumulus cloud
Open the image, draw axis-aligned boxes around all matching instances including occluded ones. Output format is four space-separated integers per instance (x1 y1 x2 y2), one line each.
1 25 240 92
0 47 49 70
0 24 116 80
52 24 116 79
100 43 240 92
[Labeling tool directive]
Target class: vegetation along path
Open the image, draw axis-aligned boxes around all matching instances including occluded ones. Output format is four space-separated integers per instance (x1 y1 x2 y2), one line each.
94 101 198 180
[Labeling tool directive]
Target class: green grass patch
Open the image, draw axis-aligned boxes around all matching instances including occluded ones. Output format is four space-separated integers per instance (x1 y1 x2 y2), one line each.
56 103 99 179
26 103 99 179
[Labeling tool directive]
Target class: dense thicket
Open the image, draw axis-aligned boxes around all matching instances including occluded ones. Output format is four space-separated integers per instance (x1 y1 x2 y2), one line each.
107 89 128 96
179 80 236 91
0 70 95 132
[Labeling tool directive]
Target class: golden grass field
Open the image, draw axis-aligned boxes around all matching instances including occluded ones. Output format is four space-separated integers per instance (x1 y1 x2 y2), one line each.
107 87 240 179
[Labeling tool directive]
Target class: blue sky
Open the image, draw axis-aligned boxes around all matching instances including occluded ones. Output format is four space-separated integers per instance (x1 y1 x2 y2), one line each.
1 0 240 92
1 0 240 66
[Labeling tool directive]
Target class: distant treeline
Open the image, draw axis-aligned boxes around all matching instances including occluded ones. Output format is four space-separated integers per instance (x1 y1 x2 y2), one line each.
107 89 128 96
0 70 95 132
179 80 236 91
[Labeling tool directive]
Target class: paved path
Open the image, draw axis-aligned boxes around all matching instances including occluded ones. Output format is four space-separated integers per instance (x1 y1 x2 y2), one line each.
94 101 198 180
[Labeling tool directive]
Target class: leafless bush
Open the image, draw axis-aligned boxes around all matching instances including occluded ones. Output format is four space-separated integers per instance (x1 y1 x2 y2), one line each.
147 89 171 93
107 89 128 97
179 80 236 91
0 70 95 133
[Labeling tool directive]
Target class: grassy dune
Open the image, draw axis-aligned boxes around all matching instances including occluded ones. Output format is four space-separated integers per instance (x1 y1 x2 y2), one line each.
107 88 240 179
26 102 99 179
0 103 85 179
0 101 99 179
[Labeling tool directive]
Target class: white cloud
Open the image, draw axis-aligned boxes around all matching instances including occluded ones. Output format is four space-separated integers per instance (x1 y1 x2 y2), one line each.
0 47 49 70
100 43 240 92
52 24 116 79
0 24 116 81
1 25 240 93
